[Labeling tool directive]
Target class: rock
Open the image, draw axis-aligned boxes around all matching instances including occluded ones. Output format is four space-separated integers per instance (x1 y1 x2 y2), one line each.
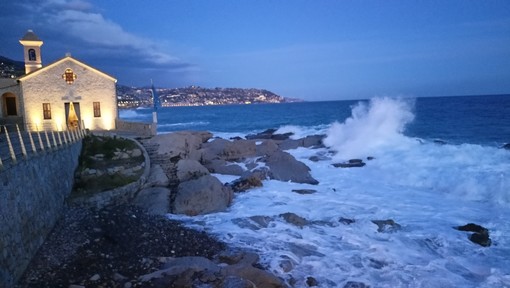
469 233 492 247
172 175 233 215
224 139 257 160
455 223 491 247
133 187 171 215
307 276 318 287
288 243 325 257
146 131 212 158
139 256 220 282
456 223 488 234
291 189 317 195
278 139 301 150
221 276 257 288
339 217 355 225
279 258 295 273
131 148 142 157
302 135 325 148
176 159 209 182
332 159 366 168
204 159 244 176
262 151 319 185
371 219 401 233
256 140 280 156
232 215 273 230
89 274 100 281
246 128 293 141
145 164 169 187
222 263 285 288
240 168 269 182
343 281 370 288
280 212 309 228
228 176 263 192
202 138 257 161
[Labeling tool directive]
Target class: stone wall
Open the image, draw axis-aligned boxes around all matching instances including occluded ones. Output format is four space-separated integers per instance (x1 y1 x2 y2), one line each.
0 141 82 287
115 119 156 137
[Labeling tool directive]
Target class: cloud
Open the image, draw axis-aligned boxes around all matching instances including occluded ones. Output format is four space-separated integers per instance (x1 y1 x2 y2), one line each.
2 0 191 70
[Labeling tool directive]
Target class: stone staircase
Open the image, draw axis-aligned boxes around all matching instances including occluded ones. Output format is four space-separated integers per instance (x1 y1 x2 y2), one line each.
140 140 180 187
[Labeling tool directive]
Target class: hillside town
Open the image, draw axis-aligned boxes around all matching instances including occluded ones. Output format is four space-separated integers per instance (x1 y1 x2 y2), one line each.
1 54 298 108
117 85 298 108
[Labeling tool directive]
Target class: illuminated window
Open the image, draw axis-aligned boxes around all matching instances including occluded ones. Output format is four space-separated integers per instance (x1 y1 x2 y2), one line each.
28 49 36 61
93 102 101 117
62 68 77 84
43 103 51 119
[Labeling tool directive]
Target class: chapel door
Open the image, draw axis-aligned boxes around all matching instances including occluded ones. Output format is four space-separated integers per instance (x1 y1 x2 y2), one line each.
65 102 81 129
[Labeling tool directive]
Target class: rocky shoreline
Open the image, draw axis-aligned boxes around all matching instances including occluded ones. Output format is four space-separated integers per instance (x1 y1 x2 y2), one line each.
17 128 326 288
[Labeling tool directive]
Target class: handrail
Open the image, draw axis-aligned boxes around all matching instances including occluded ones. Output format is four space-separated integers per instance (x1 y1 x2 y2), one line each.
0 123 87 171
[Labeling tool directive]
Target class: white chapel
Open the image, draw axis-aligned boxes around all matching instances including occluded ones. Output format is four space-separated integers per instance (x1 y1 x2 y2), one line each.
0 30 118 131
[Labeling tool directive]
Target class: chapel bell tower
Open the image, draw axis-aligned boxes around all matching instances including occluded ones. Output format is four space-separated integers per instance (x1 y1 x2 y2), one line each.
19 29 43 74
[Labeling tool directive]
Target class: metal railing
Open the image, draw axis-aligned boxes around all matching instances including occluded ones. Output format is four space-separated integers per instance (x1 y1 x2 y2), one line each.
0 123 87 171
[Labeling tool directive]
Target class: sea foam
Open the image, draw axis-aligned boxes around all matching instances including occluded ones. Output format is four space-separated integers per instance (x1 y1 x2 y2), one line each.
324 97 415 161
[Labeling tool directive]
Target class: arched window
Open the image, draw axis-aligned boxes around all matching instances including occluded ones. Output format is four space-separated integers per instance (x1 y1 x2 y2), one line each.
28 49 36 61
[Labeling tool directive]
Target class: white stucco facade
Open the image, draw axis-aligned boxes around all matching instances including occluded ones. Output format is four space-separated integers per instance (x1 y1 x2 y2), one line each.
18 57 118 131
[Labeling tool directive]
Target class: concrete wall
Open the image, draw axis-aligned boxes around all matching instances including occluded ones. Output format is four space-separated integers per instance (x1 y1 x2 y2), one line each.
0 141 82 288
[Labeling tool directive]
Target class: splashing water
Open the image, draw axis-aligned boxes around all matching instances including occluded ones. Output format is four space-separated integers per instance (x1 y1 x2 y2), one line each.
324 97 415 160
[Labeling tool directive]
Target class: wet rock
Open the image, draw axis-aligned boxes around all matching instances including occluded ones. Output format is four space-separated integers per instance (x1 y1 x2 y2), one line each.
279 257 295 273
203 159 245 176
263 151 319 185
292 189 317 195
306 276 318 287
280 212 309 228
344 281 370 288
256 140 280 156
89 274 100 281
246 128 293 141
173 175 233 215
455 223 491 247
221 276 256 288
228 176 263 192
222 264 285 288
339 217 355 225
332 159 366 168
232 216 273 230
371 219 401 233
288 243 325 258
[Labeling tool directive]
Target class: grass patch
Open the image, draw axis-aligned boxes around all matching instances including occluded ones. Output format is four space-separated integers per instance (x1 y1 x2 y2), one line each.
71 135 145 197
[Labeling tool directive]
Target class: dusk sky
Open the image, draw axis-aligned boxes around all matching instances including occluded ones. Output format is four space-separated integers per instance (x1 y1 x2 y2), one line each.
1 0 509 101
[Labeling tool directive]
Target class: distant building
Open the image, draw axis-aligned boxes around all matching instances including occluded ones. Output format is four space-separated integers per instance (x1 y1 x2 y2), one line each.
0 30 118 131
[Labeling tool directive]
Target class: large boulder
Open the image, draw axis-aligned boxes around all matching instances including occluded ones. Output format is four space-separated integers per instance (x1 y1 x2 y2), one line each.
204 159 244 176
133 187 171 215
278 135 325 150
146 131 212 158
172 175 233 215
256 140 280 156
262 151 318 185
144 164 170 187
176 159 209 182
202 138 257 161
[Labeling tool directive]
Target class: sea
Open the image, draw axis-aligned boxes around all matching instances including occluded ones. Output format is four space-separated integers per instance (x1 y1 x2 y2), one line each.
120 94 510 287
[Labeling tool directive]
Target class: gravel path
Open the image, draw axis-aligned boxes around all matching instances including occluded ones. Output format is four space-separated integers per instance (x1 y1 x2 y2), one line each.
16 205 226 288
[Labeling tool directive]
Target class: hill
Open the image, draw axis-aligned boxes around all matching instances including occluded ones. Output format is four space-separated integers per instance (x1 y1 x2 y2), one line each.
117 85 302 108
0 56 24 78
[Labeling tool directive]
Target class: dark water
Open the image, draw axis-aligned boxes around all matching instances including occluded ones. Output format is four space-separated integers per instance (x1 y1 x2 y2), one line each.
120 94 510 147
